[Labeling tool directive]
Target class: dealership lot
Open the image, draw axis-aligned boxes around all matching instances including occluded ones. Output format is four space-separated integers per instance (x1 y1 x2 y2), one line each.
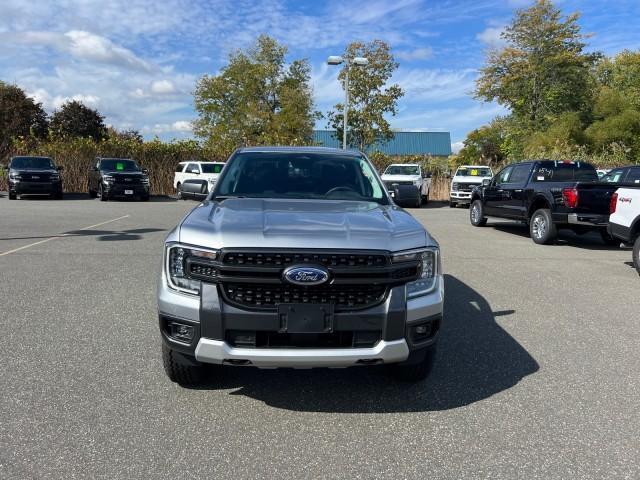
1 196 638 479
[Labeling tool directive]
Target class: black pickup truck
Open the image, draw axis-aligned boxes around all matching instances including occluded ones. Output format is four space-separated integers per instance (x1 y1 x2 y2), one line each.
469 160 618 245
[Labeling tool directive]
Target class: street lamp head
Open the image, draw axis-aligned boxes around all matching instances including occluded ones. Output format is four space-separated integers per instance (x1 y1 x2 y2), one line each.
352 57 369 66
327 55 344 65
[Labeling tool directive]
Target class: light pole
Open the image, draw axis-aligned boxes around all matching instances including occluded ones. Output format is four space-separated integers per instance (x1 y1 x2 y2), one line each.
327 55 368 149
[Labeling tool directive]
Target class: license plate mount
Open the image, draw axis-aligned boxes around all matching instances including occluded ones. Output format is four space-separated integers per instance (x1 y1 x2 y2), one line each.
277 304 334 333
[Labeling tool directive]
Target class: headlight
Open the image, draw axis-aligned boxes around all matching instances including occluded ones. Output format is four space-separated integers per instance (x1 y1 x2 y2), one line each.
393 248 439 298
9 173 22 181
165 244 218 295
141 176 150 185
50 173 60 181
413 179 421 188
451 182 458 191
103 175 115 183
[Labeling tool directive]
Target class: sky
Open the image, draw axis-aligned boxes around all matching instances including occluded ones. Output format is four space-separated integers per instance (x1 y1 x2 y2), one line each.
1 0 639 152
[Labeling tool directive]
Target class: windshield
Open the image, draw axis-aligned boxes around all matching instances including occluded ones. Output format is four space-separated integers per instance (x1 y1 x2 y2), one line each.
214 152 387 204
11 157 55 170
201 163 224 174
100 159 140 172
384 165 420 176
455 167 492 177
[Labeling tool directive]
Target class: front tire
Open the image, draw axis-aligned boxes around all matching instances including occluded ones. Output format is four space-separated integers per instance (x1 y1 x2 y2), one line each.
470 200 487 226
421 192 429 205
99 184 108 201
633 236 640 276
389 344 437 382
176 182 183 200
9 191 17 200
530 208 556 244
162 342 206 385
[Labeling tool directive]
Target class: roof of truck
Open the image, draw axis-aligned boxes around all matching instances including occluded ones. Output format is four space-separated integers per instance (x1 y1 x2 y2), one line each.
236 146 362 156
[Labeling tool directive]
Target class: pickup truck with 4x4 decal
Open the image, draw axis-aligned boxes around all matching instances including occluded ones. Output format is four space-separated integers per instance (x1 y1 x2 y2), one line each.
158 147 444 385
608 187 640 275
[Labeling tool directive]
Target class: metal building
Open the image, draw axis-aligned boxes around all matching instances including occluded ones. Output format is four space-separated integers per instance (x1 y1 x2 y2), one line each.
312 130 452 157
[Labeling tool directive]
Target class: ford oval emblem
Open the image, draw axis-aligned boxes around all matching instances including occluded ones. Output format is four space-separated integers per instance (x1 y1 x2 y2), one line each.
283 265 329 286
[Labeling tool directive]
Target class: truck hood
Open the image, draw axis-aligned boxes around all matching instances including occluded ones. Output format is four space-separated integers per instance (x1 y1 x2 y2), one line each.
178 198 433 251
452 176 492 183
381 174 420 182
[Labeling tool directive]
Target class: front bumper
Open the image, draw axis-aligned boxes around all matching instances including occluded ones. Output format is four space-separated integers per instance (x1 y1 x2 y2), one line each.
10 181 62 195
450 192 472 203
103 184 149 197
195 338 409 368
158 271 444 368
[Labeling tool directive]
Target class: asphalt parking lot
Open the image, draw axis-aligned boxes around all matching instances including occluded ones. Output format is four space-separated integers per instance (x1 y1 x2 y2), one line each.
1 194 638 479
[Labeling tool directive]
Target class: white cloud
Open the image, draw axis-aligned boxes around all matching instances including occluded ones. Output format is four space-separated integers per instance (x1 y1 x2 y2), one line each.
2 30 152 71
395 68 477 102
477 26 506 46
451 141 464 154
396 47 433 62
26 88 100 110
150 79 176 94
141 120 193 136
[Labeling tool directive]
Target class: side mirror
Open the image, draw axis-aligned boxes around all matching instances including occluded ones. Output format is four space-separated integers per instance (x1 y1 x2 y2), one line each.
425 172 432 178
482 178 491 187
387 190 395 199
57 166 64 171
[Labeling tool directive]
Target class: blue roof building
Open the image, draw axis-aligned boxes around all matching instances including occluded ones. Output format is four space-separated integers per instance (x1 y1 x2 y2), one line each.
312 130 452 157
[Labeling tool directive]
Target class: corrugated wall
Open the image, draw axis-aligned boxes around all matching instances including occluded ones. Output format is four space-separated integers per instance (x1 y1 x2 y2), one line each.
313 130 452 156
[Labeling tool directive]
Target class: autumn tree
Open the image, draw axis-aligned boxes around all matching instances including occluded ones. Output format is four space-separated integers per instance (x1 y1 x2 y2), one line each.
475 0 599 130
327 40 404 151
50 100 107 141
0 81 48 159
193 35 317 154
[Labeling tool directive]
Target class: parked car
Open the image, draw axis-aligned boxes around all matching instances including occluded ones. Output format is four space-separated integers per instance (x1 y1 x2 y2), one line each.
608 187 640 274
469 160 619 245
381 163 431 208
174 161 225 200
449 165 493 208
159 147 443 385
88 157 150 201
597 168 611 180
600 166 640 185
4 156 63 200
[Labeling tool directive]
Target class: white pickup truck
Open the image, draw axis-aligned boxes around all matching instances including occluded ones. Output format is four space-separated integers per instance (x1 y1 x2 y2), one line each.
608 187 640 274
380 163 432 208
449 165 493 207
174 161 225 199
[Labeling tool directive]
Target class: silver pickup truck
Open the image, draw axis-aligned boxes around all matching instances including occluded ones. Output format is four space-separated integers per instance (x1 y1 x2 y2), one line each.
158 147 444 385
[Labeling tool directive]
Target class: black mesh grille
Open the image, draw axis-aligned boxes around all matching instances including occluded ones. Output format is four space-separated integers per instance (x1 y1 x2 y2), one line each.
222 251 388 268
222 283 387 310
21 173 51 182
114 176 142 184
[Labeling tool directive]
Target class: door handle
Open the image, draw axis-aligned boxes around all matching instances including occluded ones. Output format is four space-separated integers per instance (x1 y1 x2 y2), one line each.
515 189 523 192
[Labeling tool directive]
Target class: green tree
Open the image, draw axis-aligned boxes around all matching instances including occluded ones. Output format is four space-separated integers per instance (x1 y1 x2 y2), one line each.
595 50 640 110
457 119 508 166
475 0 599 129
524 112 587 155
327 40 404 151
0 81 48 159
107 127 143 143
193 35 317 153
50 100 107 141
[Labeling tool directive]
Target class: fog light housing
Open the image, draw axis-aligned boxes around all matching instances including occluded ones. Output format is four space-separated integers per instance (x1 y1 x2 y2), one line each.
410 321 433 344
169 322 194 342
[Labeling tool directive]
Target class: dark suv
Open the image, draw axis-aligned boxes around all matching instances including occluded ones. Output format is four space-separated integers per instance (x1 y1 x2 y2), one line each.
5 156 64 200
88 157 150 201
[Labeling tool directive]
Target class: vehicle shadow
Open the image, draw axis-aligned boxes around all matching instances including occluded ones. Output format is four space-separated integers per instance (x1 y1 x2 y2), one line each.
187 274 539 413
0 228 165 242
491 223 622 251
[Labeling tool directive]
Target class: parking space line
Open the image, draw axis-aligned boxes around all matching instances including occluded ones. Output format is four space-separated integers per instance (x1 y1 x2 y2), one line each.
0 215 131 257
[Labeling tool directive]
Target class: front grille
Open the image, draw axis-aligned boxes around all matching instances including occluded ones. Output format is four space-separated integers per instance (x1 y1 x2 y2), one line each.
21 174 51 182
222 251 388 268
384 181 414 187
114 176 142 185
222 283 388 310
458 183 481 192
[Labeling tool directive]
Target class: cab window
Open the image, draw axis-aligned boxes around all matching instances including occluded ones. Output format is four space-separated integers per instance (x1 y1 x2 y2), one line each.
495 166 513 185
186 163 200 174
175 163 186 173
